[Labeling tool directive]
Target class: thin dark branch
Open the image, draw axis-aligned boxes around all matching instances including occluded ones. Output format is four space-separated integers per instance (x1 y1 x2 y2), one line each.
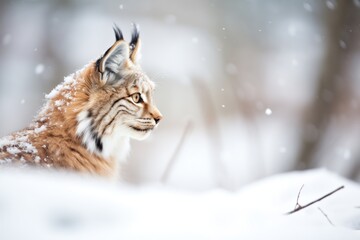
318 207 334 226
286 185 344 215
160 121 193 183
294 184 305 209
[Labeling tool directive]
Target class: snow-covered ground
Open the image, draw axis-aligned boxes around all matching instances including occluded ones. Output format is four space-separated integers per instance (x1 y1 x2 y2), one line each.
0 168 359 239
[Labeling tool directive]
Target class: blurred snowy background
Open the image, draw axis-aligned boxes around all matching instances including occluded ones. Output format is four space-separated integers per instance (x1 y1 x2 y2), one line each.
1 0 360 191
1 1 360 239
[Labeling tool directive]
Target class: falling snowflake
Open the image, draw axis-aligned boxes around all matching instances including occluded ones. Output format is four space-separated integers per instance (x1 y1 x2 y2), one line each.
35 64 45 75
326 0 336 10
339 40 347 49
354 0 360 8
265 108 272 116
303 3 313 12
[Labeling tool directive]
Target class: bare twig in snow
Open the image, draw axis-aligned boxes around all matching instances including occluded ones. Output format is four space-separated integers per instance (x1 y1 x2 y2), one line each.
161 121 193 183
294 184 305 210
318 207 334 226
286 185 344 215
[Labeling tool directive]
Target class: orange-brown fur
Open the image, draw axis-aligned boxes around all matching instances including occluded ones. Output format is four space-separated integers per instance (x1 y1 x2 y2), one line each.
0 25 162 178
0 65 116 176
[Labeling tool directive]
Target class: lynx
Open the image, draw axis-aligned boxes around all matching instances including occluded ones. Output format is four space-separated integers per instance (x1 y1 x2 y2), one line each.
0 25 162 178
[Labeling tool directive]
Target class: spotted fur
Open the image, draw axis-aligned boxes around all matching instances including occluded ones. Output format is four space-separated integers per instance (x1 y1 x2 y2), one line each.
0 25 162 178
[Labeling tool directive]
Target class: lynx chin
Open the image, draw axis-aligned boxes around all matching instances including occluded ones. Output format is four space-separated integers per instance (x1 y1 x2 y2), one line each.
0 24 163 178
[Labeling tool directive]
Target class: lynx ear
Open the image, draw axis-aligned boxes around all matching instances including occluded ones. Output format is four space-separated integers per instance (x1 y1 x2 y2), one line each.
98 26 130 84
129 24 141 63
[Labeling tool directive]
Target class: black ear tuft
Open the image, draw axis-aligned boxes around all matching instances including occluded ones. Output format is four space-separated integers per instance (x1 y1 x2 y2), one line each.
129 23 140 50
113 24 124 41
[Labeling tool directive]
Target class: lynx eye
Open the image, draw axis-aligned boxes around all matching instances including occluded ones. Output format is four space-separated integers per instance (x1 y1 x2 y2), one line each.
132 93 143 104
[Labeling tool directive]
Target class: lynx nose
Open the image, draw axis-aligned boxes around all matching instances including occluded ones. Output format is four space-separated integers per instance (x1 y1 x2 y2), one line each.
150 106 162 125
154 117 161 124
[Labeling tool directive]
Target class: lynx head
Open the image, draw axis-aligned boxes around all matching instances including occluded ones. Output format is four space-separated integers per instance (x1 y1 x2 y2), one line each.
75 24 162 157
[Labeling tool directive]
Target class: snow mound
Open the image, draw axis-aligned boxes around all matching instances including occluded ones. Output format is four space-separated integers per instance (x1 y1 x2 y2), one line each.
0 168 359 240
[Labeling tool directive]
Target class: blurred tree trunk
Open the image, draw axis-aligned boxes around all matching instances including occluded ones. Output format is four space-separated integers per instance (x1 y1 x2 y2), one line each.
349 149 360 180
295 1 359 170
192 78 228 188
